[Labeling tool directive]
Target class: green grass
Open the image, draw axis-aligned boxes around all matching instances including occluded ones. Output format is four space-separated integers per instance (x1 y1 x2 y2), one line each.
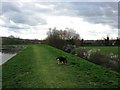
2 45 119 88
80 46 119 54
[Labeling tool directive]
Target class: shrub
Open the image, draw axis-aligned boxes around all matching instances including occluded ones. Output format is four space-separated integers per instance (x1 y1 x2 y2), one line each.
88 51 107 65
71 47 89 59
108 53 119 71
71 47 119 72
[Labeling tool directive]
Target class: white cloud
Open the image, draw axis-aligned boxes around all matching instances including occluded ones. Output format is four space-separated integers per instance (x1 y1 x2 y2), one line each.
2 0 119 2
45 15 118 40
0 2 118 40
0 19 5 25
0 27 16 36
0 26 47 40
18 33 47 40
35 3 54 9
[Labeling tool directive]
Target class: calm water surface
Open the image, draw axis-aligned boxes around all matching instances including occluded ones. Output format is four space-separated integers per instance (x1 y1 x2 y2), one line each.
0 46 26 65
0 52 16 65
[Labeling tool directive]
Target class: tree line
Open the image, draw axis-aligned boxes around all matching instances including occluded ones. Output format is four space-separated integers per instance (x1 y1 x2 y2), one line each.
45 27 119 52
2 28 120 49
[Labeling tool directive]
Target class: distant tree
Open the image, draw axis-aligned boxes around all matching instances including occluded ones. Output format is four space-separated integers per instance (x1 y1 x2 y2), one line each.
8 35 15 38
81 38 84 46
2 36 22 45
116 37 120 45
104 36 110 46
46 27 81 49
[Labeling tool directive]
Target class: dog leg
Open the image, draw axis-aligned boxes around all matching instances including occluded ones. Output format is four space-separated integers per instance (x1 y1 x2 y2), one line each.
58 61 60 64
65 61 67 64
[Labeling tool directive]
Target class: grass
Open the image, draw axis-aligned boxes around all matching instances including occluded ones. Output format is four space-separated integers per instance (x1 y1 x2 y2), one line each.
80 46 118 54
2 44 119 88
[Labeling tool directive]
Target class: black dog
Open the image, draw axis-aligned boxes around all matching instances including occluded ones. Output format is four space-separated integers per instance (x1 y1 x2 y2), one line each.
56 56 67 64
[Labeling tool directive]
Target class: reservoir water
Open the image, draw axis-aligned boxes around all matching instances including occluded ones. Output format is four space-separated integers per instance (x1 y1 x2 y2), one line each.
0 52 16 65
0 46 26 65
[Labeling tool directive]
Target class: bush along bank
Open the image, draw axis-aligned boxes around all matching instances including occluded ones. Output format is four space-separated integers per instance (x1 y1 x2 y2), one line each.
71 47 119 72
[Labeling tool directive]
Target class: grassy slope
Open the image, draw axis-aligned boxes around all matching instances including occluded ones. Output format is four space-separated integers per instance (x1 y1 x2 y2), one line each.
80 46 118 54
2 45 119 88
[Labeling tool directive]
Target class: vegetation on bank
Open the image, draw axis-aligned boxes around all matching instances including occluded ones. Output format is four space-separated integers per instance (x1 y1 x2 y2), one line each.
80 46 118 54
2 36 41 45
2 45 119 88
71 46 119 72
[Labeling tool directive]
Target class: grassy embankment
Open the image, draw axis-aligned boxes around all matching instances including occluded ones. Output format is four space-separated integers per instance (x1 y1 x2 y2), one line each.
2 45 119 88
80 46 118 54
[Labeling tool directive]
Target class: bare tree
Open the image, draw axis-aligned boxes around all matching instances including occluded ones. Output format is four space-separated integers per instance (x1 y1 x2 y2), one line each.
46 27 81 49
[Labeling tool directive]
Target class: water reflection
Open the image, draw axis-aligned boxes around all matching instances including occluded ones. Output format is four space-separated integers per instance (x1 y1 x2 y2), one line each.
0 46 26 65
0 52 16 65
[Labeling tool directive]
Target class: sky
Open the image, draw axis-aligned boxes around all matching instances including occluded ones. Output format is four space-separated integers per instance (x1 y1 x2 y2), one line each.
0 0 119 40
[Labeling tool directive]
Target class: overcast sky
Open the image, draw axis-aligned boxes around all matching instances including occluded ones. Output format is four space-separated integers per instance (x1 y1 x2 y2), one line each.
0 0 119 40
